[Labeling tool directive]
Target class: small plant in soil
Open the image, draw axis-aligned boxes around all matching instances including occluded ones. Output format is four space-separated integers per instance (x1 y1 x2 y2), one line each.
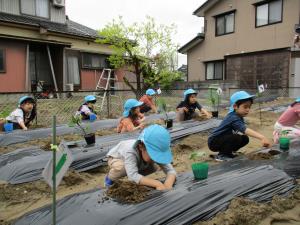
189 151 207 161
207 85 221 118
69 115 95 145
157 98 173 128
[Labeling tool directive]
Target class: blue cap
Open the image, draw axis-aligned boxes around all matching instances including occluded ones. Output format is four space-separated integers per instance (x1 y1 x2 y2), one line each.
183 89 197 100
19 96 34 105
123 99 143 117
84 95 96 103
229 91 255 113
296 97 300 103
138 124 172 164
146 89 156 96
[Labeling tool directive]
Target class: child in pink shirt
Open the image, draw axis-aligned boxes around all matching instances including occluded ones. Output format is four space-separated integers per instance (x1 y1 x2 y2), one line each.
273 99 300 143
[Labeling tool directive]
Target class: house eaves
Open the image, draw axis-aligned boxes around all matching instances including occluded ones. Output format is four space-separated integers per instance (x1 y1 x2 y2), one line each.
178 33 204 54
193 0 221 17
0 12 103 41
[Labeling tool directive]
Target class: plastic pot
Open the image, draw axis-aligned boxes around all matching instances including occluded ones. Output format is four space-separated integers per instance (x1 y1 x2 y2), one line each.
84 133 95 145
191 162 209 180
279 137 290 151
165 119 173 129
211 111 219 118
4 123 13 133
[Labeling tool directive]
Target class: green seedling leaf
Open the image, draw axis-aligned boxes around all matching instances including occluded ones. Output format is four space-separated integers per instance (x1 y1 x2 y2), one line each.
189 151 206 160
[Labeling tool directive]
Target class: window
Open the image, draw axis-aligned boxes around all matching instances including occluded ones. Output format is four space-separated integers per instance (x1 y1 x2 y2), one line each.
256 0 282 27
82 53 109 69
67 56 80 85
0 49 5 73
215 12 235 36
21 0 49 18
206 61 224 80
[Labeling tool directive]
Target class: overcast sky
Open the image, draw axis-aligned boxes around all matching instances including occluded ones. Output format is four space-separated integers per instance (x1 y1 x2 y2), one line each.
66 0 206 67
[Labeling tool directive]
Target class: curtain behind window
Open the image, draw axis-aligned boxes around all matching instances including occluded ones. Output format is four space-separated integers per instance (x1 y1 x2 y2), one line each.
21 0 35 15
257 4 268 26
36 0 49 18
67 56 80 85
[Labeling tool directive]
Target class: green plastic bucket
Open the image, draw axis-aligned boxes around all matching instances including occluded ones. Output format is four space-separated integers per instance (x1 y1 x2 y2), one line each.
279 137 290 151
191 162 209 180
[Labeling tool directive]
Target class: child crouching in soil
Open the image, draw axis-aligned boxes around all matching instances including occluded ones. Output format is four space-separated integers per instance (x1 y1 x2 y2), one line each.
76 95 97 121
117 99 145 133
105 124 176 190
176 88 211 121
208 91 272 161
3 96 36 131
273 98 300 143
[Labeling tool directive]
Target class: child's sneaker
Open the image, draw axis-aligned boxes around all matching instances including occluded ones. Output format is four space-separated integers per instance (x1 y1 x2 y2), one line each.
215 154 234 162
104 175 113 188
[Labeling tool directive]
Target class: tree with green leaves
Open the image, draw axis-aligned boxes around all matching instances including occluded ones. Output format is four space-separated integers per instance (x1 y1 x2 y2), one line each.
97 16 183 97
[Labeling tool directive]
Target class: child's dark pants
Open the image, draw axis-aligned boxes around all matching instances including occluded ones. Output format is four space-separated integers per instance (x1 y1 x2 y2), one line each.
209 134 249 155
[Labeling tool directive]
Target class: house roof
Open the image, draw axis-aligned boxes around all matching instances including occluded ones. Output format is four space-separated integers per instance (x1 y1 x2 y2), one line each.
193 0 221 17
0 12 101 40
178 33 204 54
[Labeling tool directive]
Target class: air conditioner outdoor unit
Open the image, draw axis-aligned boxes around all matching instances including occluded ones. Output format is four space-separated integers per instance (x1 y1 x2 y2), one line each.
53 0 65 7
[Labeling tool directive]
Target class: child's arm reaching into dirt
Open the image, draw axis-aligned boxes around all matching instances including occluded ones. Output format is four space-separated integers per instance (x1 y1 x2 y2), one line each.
245 128 272 147
163 174 176 189
19 121 27 130
139 177 166 190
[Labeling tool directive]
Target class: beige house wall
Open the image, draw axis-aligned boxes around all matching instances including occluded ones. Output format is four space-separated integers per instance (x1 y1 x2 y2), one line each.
188 0 300 81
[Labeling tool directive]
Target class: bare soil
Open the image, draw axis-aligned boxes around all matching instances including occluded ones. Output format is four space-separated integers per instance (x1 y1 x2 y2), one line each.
105 180 151 204
196 187 300 225
1 99 299 224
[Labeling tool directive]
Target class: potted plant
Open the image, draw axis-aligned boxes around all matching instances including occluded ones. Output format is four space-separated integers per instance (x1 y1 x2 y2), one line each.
157 98 173 128
279 130 291 151
208 85 221 118
69 115 95 145
0 110 13 132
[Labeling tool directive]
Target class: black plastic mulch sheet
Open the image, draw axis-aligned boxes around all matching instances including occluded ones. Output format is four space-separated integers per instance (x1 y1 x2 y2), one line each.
14 162 296 225
0 119 221 184
0 112 176 146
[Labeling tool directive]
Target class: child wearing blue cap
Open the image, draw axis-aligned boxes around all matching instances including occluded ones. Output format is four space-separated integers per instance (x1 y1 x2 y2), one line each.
208 91 271 161
176 88 211 121
139 89 158 113
117 99 145 133
105 124 176 190
4 96 36 130
273 97 300 143
76 95 97 121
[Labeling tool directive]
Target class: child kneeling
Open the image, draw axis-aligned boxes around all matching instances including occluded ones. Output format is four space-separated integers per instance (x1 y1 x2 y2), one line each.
4 96 36 131
105 124 176 190
208 91 271 161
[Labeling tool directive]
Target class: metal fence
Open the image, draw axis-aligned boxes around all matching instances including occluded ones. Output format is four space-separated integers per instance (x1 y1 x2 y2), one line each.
0 89 214 127
1 87 299 128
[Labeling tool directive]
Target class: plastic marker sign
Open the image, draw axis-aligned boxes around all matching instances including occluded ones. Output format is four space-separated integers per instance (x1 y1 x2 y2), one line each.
258 84 265 93
157 88 162 95
42 141 73 189
216 88 223 96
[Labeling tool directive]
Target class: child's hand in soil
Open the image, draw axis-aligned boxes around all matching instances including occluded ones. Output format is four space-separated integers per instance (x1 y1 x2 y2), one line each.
23 127 28 131
261 137 272 148
156 182 168 191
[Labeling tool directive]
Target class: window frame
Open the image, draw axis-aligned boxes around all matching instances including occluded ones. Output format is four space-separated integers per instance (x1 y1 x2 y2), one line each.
205 60 224 80
20 0 50 19
0 49 6 73
214 10 236 37
81 53 109 70
255 0 283 28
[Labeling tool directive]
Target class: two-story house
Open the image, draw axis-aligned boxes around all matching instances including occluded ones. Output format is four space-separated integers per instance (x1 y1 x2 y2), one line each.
179 0 300 96
0 0 127 93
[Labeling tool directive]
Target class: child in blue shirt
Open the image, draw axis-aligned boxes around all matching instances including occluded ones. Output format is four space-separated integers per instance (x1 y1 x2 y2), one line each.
208 91 271 161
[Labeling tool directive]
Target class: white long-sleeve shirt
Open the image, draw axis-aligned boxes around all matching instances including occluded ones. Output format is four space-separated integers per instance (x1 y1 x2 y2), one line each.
107 139 176 183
